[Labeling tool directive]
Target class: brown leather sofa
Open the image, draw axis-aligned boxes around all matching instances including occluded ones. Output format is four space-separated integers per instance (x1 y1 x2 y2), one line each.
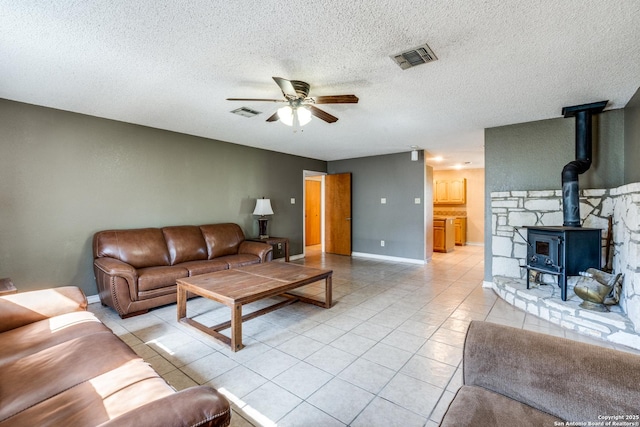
93 223 273 318
440 321 640 426
0 284 231 426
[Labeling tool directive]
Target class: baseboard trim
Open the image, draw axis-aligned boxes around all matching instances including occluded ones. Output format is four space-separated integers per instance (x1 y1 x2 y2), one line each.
482 280 494 289
351 252 426 265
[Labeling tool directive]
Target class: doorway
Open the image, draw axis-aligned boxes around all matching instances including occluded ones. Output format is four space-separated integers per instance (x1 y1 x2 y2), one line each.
303 171 352 257
304 171 326 256
305 177 322 247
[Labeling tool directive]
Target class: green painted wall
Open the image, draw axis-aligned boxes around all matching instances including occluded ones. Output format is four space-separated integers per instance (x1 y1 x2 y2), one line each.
625 88 640 183
329 152 426 261
0 99 326 295
483 108 627 282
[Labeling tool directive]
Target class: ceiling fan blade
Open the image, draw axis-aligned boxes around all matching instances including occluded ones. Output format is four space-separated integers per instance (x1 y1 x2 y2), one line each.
266 111 280 122
273 77 298 98
312 95 359 104
227 98 284 102
308 105 338 123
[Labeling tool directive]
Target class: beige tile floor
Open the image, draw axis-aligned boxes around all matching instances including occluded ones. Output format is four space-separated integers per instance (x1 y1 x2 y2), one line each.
89 245 638 427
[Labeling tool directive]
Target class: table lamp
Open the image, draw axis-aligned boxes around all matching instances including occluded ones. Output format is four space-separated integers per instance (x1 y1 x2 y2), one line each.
253 198 274 238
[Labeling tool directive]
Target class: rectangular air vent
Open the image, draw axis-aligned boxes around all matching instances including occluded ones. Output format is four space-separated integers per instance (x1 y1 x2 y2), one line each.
231 107 261 117
391 43 438 70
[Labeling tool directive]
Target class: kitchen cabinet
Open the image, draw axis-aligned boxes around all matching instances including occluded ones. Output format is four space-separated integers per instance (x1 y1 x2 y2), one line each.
434 178 466 205
434 217 455 252
434 221 445 252
454 217 467 246
434 181 449 204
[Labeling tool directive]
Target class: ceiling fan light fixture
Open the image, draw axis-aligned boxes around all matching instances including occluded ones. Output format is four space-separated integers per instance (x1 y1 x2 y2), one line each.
297 106 312 125
277 106 294 126
277 106 311 127
229 77 356 126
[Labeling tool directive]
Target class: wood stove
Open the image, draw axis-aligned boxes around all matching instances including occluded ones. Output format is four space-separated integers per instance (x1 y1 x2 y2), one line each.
525 226 601 300
524 100 607 301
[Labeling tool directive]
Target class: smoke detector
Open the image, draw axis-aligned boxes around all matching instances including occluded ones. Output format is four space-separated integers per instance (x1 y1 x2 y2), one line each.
391 43 438 70
231 107 261 117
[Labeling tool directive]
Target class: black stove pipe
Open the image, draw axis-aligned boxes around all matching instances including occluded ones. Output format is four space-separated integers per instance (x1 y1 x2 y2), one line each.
561 101 608 227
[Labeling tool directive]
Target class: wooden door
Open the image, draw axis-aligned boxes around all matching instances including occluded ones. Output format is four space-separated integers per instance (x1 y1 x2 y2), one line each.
305 180 321 246
325 173 351 255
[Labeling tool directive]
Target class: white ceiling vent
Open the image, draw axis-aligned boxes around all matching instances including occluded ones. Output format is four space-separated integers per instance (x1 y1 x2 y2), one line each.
391 43 438 70
231 107 261 117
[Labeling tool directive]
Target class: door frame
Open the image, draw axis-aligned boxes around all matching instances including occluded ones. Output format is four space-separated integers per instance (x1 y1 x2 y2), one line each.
303 170 327 257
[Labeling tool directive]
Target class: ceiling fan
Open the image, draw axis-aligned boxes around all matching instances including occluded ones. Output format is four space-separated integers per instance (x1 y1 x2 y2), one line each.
227 77 358 127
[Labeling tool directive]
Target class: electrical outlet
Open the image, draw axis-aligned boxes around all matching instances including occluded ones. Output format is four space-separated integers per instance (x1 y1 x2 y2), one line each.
290 198 295 204
380 240 385 247
381 198 386 204
414 198 421 204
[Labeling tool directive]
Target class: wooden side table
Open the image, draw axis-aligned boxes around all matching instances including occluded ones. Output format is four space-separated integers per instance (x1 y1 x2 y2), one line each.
0 278 17 295
247 237 289 262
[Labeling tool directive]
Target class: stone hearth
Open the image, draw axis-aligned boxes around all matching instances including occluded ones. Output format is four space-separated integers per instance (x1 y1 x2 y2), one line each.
491 182 640 348
490 276 640 350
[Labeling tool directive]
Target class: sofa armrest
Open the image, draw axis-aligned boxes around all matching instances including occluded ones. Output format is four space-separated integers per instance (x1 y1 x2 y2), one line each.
94 257 138 292
99 386 231 427
239 241 273 262
94 257 138 279
0 286 87 333
462 320 640 422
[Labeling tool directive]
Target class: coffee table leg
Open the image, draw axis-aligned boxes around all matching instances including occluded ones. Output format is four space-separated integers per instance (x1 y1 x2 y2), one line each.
230 303 243 351
325 275 333 308
177 285 187 321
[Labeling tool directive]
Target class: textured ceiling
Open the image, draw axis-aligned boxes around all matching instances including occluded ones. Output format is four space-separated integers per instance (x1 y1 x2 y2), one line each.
1 1 639 169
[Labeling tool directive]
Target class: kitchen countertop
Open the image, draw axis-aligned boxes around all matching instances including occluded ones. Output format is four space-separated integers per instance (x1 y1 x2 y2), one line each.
434 211 466 219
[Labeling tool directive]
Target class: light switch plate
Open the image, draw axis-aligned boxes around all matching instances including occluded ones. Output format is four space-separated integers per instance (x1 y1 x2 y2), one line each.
381 198 386 204
290 198 295 204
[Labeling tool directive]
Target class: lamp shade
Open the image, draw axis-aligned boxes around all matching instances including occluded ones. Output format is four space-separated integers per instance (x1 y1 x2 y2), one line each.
253 198 274 216
297 107 312 125
277 106 312 127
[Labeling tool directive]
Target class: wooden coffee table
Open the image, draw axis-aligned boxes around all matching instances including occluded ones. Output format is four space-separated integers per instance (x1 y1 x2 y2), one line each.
176 262 333 351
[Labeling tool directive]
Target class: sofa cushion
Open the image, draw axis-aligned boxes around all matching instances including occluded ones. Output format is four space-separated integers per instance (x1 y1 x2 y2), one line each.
162 225 208 265
180 259 229 276
440 386 562 427
218 254 261 268
462 320 640 421
1 359 174 427
0 286 232 427
0 331 139 423
94 228 170 268
137 266 188 293
0 286 87 333
200 223 245 259
0 311 108 366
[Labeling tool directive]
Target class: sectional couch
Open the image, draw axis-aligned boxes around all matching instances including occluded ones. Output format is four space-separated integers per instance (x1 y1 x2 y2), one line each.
440 321 640 426
0 284 230 426
93 223 273 317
